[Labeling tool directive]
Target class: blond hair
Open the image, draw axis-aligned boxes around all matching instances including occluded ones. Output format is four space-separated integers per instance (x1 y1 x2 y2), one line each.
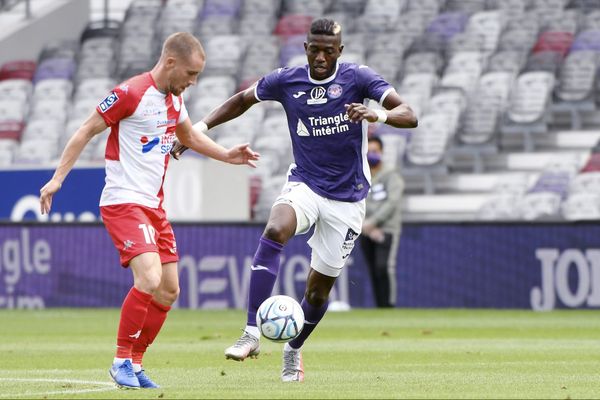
161 32 205 61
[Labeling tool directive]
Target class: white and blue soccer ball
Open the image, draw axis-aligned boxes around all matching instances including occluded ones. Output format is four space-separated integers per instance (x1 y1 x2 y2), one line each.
256 295 305 342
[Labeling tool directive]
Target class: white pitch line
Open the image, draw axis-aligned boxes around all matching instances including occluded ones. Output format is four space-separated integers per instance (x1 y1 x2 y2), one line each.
0 378 116 398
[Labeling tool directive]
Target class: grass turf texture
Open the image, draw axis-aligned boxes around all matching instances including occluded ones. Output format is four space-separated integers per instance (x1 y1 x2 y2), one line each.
0 309 599 399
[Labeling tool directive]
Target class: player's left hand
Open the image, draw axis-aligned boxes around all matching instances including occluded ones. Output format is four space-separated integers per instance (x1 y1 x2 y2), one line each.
225 143 260 168
345 103 378 124
39 178 62 215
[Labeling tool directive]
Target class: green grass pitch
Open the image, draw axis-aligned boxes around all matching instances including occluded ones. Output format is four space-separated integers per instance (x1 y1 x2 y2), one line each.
1 309 599 399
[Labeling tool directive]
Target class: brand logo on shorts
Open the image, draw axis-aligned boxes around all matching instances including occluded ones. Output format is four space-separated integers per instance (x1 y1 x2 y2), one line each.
341 228 359 260
123 240 135 250
344 228 359 241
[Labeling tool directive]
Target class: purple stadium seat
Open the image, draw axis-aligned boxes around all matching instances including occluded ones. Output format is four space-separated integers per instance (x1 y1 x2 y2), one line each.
200 0 242 17
426 12 469 41
279 35 306 66
570 30 600 52
33 58 76 83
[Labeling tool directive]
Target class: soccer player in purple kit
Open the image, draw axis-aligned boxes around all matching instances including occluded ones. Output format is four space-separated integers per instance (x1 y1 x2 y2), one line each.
171 18 417 382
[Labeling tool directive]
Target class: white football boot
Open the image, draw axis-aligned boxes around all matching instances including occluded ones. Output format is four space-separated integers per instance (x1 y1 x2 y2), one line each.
281 345 304 382
224 331 260 361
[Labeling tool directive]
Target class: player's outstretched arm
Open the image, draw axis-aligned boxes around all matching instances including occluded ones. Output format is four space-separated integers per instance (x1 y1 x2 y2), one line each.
39 111 108 214
174 117 260 167
171 85 260 159
345 90 418 129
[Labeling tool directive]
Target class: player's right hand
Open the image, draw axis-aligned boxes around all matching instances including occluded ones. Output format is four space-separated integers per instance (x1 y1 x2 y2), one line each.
39 178 62 215
170 140 189 160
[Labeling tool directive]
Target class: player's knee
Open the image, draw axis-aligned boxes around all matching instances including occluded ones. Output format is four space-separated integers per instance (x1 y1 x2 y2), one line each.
304 288 328 308
161 285 180 304
137 272 162 294
263 223 291 244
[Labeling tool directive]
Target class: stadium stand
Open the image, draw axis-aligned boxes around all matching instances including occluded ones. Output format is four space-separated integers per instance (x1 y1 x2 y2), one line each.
2 0 600 222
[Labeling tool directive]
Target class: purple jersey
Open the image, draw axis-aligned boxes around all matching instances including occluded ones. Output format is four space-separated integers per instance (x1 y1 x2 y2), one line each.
255 62 394 202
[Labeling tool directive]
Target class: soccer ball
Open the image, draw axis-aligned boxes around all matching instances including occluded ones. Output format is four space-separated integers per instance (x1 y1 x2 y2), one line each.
256 295 305 342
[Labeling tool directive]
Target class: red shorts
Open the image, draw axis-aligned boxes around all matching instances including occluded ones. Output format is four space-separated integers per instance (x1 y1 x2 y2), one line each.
100 203 179 267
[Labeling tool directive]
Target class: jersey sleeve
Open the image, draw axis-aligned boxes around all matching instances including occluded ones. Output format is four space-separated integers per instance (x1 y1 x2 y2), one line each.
95 85 137 126
254 68 283 102
177 95 189 124
356 65 395 106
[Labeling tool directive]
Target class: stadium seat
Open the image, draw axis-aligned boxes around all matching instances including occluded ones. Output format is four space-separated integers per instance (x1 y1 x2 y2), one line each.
403 52 444 75
506 71 555 124
426 12 470 42
569 0 600 12
517 156 579 220
0 121 24 141
406 113 452 167
487 0 528 20
282 0 326 17
532 31 574 58
14 138 59 164
0 60 36 81
444 0 486 14
274 14 313 36
33 76 71 96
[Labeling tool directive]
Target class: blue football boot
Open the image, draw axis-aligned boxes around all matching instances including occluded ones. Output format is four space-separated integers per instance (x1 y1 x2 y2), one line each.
109 360 140 389
136 369 160 388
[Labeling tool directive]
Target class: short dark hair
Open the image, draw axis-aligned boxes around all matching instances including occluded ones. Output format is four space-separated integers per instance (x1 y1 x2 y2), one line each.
309 18 342 37
368 135 384 150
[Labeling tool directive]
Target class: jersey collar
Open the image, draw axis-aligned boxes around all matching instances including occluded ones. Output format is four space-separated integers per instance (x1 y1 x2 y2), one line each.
307 62 339 85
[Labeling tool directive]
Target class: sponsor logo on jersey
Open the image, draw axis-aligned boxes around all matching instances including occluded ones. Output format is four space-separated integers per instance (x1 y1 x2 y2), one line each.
157 119 176 128
119 84 129 94
305 112 351 137
98 92 119 113
307 86 327 105
141 136 160 153
296 119 310 136
123 239 135 250
327 84 343 99
140 134 176 154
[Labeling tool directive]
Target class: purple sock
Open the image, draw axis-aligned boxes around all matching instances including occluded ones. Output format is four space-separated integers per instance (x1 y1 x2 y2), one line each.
288 297 328 349
246 236 283 327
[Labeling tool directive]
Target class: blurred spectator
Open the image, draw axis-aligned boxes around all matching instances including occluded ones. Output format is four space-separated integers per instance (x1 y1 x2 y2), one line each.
359 135 404 308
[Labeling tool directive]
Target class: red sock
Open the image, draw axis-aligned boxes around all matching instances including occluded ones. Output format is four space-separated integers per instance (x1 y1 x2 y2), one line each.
132 300 171 365
115 287 153 359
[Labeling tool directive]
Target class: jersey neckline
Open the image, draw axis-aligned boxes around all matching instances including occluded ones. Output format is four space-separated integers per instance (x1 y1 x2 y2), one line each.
306 62 340 85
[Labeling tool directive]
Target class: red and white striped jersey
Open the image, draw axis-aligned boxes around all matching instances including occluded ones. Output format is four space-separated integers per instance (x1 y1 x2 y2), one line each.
95 72 188 209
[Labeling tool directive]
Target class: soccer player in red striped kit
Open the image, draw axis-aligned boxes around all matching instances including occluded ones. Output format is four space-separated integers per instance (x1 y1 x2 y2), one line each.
39 32 259 389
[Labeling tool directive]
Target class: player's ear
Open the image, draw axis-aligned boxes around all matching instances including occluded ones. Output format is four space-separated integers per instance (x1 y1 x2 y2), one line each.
303 42 308 52
339 44 344 54
165 56 177 70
